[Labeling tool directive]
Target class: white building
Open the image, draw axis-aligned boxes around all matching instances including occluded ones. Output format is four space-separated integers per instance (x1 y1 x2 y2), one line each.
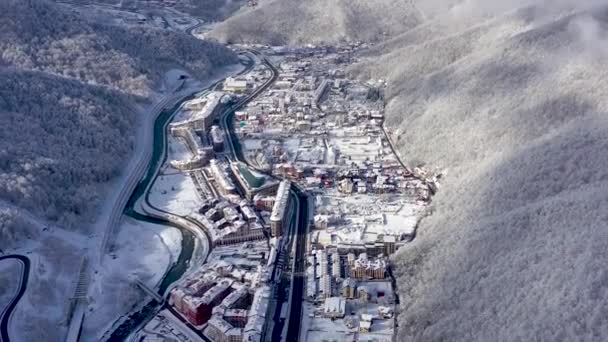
323 297 346 319
270 180 291 237
224 77 248 92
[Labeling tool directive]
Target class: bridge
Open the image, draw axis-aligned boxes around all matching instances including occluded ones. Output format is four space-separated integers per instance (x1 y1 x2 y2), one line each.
134 280 164 304
65 257 90 342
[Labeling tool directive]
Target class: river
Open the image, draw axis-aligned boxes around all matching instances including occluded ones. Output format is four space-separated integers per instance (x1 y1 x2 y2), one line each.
105 94 199 341
105 56 255 340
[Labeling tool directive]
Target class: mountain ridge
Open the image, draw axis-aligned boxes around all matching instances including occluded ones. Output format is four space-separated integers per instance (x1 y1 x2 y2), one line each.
209 0 422 45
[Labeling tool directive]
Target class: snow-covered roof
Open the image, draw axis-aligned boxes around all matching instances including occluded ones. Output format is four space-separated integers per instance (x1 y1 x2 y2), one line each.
200 280 233 305
323 297 346 315
221 287 248 309
270 180 291 222
210 159 236 192
208 315 232 334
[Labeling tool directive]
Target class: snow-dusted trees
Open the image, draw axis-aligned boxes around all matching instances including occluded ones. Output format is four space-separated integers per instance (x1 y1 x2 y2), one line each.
0 69 135 230
0 0 238 231
209 0 421 45
99 24 238 91
351 3 608 341
0 208 39 251
1 0 238 97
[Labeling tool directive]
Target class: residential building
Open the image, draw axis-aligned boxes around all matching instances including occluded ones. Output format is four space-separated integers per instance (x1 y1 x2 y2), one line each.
351 253 387 279
224 77 248 93
210 159 237 195
172 279 233 326
341 278 356 299
270 180 290 237
359 314 372 333
323 297 346 319
210 125 225 152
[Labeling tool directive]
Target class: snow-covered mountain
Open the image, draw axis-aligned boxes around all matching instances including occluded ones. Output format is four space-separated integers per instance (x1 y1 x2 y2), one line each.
209 0 422 45
53 0 248 20
0 2 239 338
1 0 237 97
0 0 237 232
351 2 608 341
3 0 608 340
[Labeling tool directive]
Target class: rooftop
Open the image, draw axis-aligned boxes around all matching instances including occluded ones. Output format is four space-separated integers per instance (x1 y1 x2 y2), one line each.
323 297 346 315
270 180 291 222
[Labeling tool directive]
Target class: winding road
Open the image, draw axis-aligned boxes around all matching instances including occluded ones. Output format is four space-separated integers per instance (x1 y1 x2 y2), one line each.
0 255 30 342
101 55 258 341
220 50 279 164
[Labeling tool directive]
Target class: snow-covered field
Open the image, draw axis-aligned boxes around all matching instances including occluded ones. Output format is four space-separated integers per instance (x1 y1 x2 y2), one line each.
110 218 181 288
11 235 83 341
328 135 383 163
302 310 354 342
243 138 264 150
0 259 20 312
135 309 202 342
83 218 182 339
379 203 421 237
149 173 202 216
317 191 423 244
166 135 194 168
0 202 91 341
301 297 394 342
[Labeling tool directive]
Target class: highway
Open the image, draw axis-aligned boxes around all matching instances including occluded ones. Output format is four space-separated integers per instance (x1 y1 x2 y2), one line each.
217 49 309 342
101 87 213 341
99 79 189 264
283 185 309 342
90 81 193 339
0 255 30 342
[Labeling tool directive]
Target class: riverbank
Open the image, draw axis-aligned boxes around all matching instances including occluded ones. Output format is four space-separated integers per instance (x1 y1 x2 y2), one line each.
87 59 249 341
82 218 182 338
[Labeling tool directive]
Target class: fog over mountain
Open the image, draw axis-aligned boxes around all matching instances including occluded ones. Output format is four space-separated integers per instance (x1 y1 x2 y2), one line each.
0 0 237 233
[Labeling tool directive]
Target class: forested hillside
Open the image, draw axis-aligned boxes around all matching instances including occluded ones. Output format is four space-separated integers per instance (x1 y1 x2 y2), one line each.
209 0 422 45
0 69 136 230
0 0 237 232
0 207 39 251
179 0 248 20
349 2 608 340
51 0 247 20
1 0 237 97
